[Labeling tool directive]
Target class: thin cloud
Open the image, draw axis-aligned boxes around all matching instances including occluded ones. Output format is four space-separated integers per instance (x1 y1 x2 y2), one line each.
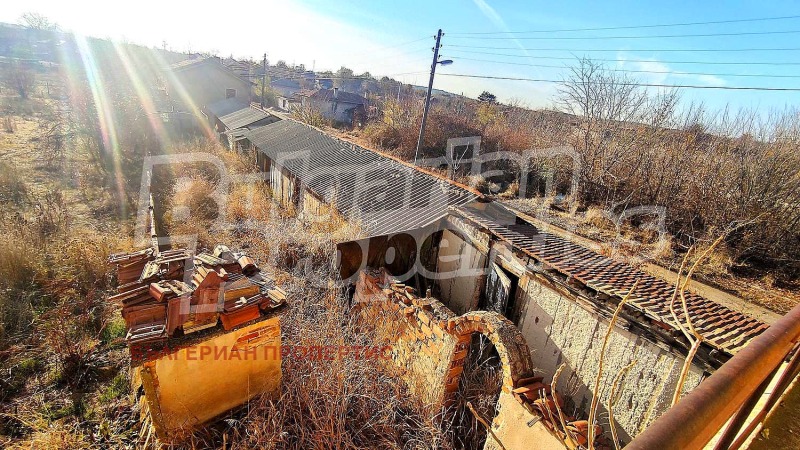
617 52 727 87
472 0 507 30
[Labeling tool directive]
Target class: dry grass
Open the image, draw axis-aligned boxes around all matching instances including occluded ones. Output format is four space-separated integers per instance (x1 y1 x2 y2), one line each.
3 116 15 133
150 142 505 449
0 87 137 448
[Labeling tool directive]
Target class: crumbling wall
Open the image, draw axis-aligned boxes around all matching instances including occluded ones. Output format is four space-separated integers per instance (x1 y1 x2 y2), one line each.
516 276 704 442
352 270 463 407
352 269 617 450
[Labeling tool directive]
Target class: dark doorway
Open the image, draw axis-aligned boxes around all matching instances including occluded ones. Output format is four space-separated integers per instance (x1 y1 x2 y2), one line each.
481 261 519 321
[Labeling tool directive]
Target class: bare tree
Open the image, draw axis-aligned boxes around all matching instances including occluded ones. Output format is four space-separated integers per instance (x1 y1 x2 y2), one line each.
19 12 59 31
555 57 649 203
2 61 36 99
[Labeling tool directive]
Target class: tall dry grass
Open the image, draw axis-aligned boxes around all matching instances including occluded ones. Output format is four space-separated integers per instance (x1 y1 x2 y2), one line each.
154 141 500 449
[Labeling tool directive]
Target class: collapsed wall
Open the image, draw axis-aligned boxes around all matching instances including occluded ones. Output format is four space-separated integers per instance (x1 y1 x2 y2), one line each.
352 269 615 450
517 276 703 440
432 209 704 442
426 202 765 443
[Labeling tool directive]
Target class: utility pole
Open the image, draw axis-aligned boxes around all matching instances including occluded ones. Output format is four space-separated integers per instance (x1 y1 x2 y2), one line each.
261 53 267 109
414 29 444 165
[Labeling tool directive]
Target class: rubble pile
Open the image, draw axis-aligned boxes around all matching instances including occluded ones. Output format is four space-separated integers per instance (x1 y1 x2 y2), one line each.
108 244 286 348
512 379 612 449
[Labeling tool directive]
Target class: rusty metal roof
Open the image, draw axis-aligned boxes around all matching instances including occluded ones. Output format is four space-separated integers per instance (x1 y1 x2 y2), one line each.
246 119 478 236
452 203 769 356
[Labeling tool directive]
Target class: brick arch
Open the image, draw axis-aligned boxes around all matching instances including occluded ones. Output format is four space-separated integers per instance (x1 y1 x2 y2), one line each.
446 311 536 392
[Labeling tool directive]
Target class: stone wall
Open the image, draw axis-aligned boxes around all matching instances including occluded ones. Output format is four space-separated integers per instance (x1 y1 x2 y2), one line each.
352 269 614 449
515 274 704 442
352 270 464 407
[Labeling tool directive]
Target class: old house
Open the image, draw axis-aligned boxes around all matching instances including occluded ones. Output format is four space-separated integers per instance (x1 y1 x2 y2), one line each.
270 78 301 97
199 109 777 445
337 198 769 443
203 99 279 150
294 88 367 125
164 57 252 116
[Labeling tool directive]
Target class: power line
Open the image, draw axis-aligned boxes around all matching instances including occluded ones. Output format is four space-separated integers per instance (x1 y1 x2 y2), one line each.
254 71 428 81
348 41 433 67
447 44 800 52
346 36 432 61
448 14 800 35
445 49 800 66
449 29 800 41
437 73 800 91
451 56 799 79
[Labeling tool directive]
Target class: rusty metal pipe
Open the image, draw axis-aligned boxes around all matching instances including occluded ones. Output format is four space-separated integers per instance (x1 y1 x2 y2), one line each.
712 360 781 450
627 302 800 450
728 344 800 450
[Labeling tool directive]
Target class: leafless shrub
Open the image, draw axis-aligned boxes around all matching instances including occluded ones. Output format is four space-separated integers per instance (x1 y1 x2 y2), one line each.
3 116 15 133
1 62 36 100
291 104 331 128
0 162 28 206
30 191 70 240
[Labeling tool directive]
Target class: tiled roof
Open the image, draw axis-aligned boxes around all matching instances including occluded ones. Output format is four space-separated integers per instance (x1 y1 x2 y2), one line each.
451 203 769 356
218 107 273 130
168 57 254 85
168 57 209 71
245 120 478 236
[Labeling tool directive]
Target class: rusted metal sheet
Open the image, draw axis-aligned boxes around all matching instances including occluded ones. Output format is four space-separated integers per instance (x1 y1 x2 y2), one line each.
626 302 800 450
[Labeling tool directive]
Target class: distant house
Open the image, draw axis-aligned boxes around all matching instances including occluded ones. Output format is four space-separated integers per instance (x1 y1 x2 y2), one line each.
222 57 257 81
270 78 301 97
315 78 333 90
294 88 367 125
164 57 252 114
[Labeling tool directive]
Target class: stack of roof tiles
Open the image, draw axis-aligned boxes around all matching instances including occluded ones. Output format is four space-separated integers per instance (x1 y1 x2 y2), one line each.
108 244 287 348
512 377 612 449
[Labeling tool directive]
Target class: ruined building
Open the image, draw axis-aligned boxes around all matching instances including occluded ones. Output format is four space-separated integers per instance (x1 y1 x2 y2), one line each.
118 59 800 449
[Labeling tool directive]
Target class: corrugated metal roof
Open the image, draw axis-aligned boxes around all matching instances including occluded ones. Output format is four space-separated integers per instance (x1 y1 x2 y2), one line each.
452 203 769 356
246 120 478 236
206 98 248 118
218 107 273 131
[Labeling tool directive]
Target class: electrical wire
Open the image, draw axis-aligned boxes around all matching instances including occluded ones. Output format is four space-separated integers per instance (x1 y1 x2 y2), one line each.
445 49 800 66
446 44 800 52
450 56 799 79
448 29 800 40
436 72 800 91
448 14 800 35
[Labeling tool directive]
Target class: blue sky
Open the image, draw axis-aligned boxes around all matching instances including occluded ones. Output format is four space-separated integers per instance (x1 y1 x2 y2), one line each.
3 0 800 111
